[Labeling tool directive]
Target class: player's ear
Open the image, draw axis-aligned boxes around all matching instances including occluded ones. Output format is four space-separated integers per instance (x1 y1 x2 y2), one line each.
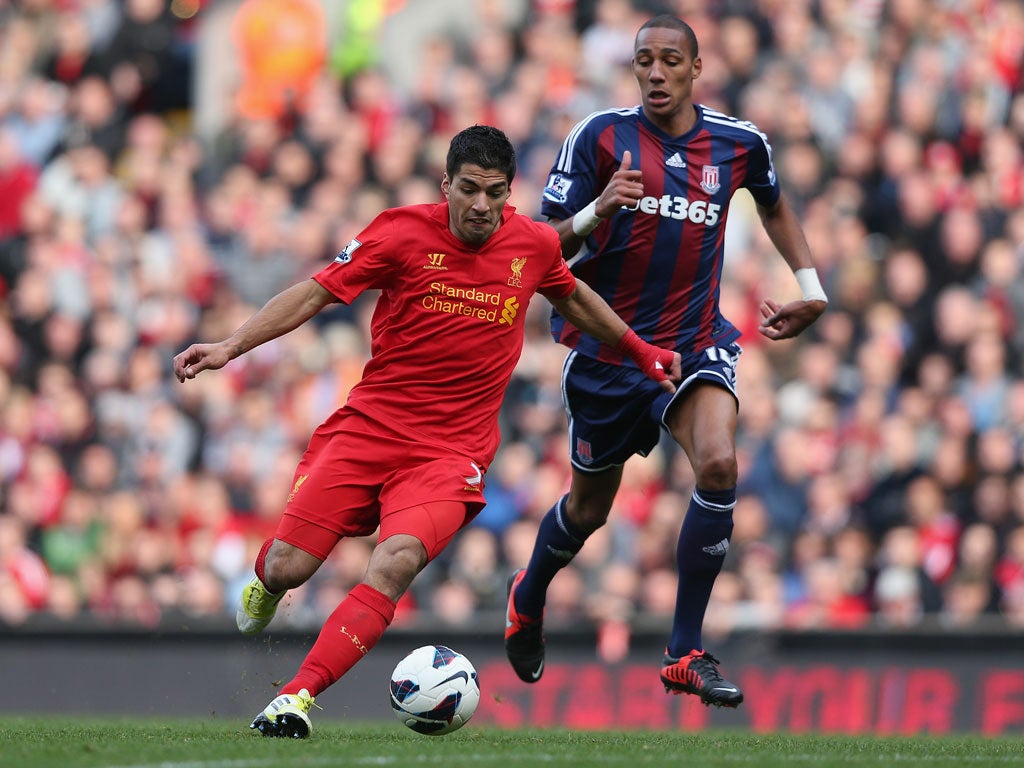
441 173 451 198
692 56 702 80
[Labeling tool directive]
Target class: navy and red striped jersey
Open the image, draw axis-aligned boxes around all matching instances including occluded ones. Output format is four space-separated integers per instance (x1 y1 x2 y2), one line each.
541 103 781 364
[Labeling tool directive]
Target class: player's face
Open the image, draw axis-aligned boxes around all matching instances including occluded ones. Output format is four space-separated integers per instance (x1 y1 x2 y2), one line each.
633 26 702 133
442 164 511 247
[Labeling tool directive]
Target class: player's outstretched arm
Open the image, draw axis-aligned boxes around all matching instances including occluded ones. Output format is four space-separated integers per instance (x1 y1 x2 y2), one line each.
548 151 644 257
550 279 681 393
756 194 827 341
173 279 338 382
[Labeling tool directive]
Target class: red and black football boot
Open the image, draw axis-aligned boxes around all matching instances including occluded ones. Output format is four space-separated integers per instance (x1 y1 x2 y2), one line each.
660 649 743 708
504 568 546 683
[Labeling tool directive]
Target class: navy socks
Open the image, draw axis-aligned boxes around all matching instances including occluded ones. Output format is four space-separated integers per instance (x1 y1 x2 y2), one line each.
516 485 735 655
667 486 736 657
515 495 585 617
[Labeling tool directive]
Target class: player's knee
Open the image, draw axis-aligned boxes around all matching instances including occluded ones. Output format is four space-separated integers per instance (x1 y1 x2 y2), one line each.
694 453 737 489
564 496 612 534
365 534 427 600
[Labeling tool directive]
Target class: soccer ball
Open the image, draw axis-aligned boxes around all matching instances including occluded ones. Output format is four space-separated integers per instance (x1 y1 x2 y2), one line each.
389 645 480 735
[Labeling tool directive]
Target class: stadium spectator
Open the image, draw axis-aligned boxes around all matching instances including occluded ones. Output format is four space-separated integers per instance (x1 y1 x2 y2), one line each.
231 0 327 122
0 129 40 243
3 76 68 169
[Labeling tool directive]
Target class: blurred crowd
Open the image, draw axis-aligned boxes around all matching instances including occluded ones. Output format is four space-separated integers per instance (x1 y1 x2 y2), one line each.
1 0 1023 648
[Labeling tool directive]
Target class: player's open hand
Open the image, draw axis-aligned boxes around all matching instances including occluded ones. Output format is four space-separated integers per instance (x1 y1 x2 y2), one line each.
758 297 826 341
172 342 232 382
597 150 644 216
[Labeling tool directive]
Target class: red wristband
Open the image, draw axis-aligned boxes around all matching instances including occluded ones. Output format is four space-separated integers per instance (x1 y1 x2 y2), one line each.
615 329 672 382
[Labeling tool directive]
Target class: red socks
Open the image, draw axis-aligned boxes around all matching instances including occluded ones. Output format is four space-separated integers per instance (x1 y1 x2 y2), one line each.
254 537 274 587
255 541 397 696
282 583 396 696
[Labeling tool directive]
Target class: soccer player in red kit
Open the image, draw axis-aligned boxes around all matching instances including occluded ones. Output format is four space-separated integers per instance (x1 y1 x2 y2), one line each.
172 125 681 738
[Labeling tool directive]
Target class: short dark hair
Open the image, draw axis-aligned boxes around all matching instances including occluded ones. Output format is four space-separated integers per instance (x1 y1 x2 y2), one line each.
446 125 517 183
636 14 699 59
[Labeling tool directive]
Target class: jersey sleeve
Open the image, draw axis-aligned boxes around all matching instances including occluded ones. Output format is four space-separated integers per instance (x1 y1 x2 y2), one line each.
742 125 782 208
539 114 605 222
312 211 397 302
535 226 577 301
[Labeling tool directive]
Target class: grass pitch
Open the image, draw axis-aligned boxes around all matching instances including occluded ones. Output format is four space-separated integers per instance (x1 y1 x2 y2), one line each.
1 718 1021 768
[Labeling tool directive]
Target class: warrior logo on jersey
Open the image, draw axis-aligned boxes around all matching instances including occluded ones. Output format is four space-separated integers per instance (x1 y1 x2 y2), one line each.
700 165 721 195
542 173 573 204
424 252 447 270
334 239 362 264
507 256 527 288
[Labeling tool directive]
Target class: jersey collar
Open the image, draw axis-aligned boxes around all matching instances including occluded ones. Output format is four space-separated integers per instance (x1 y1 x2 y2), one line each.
638 103 704 143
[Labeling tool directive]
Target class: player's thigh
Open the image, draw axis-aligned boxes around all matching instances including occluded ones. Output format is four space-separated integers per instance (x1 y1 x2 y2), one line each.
666 382 738 465
380 500 478 563
378 454 486 561
281 420 386 561
663 343 741 461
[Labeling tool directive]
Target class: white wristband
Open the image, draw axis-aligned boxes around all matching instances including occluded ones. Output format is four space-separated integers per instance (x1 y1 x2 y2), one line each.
795 268 828 302
571 199 602 237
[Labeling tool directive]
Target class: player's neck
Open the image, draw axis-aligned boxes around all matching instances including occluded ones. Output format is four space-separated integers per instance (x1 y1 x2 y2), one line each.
645 102 698 138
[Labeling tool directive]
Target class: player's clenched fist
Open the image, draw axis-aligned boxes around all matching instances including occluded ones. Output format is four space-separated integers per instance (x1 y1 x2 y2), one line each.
597 150 644 215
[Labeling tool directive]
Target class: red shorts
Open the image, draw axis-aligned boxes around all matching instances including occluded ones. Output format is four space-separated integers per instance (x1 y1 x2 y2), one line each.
275 409 486 562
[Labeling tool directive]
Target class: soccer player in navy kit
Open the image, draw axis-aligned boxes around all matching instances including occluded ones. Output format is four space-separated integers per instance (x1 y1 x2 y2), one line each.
504 15 827 707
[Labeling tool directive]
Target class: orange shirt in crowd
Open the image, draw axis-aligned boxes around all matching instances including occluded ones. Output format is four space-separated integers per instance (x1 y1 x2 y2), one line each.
231 0 327 120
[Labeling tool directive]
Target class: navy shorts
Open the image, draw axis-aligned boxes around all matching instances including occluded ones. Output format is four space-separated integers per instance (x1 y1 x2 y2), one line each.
562 342 741 472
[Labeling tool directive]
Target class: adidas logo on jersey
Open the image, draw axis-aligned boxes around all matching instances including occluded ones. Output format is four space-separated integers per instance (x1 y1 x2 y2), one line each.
666 153 686 168
702 538 730 557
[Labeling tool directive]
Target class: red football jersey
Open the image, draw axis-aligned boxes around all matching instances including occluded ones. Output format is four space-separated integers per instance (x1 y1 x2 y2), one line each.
313 202 576 465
